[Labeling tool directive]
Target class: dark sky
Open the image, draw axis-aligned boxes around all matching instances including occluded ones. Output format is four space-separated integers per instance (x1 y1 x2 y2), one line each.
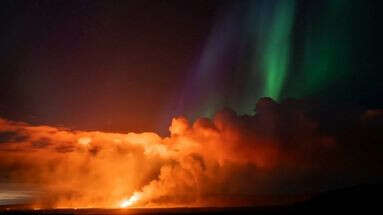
0 0 223 133
0 0 382 135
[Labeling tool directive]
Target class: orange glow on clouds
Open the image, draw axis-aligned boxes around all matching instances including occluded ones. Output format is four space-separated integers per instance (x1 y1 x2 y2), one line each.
1 107 381 208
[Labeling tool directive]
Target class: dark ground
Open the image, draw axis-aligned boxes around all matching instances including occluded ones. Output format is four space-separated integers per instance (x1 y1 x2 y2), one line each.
1 184 382 215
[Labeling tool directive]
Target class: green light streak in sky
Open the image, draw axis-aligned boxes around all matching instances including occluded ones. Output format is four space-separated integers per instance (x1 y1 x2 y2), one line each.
288 0 352 98
186 0 358 118
239 0 295 114
261 0 295 100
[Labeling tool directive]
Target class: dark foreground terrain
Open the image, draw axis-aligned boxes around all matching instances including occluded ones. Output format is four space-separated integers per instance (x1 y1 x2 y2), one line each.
1 184 382 215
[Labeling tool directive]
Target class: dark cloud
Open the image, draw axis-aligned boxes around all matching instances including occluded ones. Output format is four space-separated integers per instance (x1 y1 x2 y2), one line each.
0 130 29 144
54 144 75 153
31 138 52 149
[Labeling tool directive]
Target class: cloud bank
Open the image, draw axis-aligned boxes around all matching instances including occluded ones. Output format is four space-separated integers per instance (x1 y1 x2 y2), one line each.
0 98 382 208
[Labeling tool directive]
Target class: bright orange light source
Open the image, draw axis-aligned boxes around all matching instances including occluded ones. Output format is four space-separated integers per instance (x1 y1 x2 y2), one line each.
78 137 92 145
120 192 141 208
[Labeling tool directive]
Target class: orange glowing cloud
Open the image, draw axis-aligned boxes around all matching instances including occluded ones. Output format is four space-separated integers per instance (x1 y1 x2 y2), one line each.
0 99 382 208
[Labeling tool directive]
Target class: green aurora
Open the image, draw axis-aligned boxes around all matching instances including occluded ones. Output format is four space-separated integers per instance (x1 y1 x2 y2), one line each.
179 0 375 120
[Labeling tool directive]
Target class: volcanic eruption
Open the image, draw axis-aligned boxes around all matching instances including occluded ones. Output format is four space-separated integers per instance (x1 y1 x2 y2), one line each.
0 98 382 208
0 0 382 212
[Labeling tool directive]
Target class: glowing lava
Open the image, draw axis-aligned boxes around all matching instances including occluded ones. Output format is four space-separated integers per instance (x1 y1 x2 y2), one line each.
120 192 141 208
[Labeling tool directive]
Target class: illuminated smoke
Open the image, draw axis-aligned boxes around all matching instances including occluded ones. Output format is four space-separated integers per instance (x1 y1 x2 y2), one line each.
0 99 382 208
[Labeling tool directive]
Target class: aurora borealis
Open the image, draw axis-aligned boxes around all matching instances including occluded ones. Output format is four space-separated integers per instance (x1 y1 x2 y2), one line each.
0 0 380 134
258 0 295 100
174 0 379 123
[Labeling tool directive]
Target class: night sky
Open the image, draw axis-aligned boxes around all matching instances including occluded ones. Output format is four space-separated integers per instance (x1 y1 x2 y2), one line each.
0 0 220 134
0 0 381 135
0 0 383 208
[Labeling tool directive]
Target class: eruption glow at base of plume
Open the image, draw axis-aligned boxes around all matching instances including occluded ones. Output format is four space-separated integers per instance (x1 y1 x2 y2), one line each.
120 193 141 208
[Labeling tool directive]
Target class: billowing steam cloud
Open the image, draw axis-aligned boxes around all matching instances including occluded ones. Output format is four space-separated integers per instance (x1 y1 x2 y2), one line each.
0 98 382 208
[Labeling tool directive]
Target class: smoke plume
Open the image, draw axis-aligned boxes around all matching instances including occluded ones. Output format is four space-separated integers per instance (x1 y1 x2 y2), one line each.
0 98 382 208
